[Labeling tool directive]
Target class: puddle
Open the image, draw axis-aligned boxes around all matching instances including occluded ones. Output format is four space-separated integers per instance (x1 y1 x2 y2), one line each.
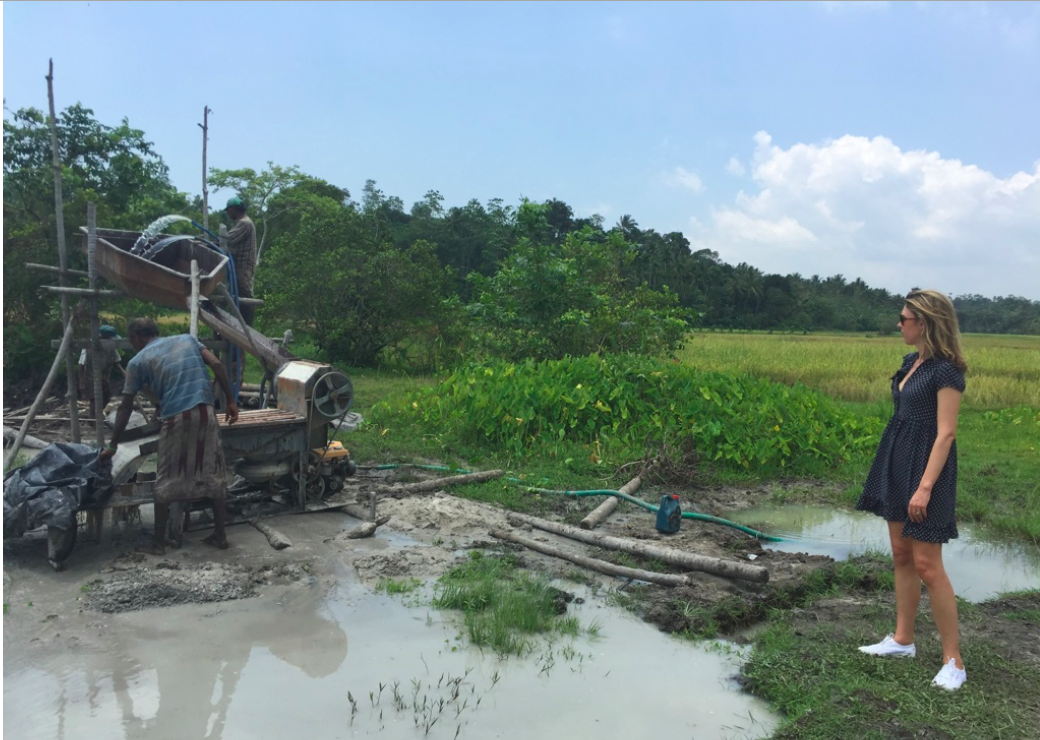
727 504 1040 601
4 580 777 740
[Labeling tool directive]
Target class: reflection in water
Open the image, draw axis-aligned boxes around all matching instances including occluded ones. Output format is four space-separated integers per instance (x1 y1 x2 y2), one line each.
729 504 1040 601
4 582 777 740
3 587 347 740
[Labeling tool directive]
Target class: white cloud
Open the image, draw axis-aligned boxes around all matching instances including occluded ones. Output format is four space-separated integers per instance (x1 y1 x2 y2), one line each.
689 132 1040 298
664 166 705 194
725 157 746 177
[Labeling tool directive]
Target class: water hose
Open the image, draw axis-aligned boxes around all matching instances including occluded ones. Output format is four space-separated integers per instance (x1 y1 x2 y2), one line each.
354 463 780 541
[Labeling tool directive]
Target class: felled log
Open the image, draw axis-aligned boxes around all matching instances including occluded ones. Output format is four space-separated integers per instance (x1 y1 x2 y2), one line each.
3 426 49 450
383 469 503 496
579 475 642 530
506 512 769 583
346 522 379 539
342 502 391 526
490 529 694 587
250 520 293 550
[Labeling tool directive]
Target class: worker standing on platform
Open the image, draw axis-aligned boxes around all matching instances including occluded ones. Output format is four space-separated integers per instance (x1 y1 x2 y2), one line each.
103 318 239 555
224 196 257 327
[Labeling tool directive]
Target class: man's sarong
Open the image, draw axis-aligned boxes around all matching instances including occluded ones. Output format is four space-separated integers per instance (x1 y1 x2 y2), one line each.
155 404 227 504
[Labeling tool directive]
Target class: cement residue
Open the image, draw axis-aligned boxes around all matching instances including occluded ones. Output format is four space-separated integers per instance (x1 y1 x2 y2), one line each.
85 556 311 613
377 492 510 535
353 546 460 582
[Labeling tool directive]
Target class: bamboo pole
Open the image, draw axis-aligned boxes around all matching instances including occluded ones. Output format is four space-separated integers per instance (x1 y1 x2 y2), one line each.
189 259 200 337
490 529 695 588
41 286 121 297
4 314 78 469
46 59 80 443
579 475 642 530
87 203 105 446
25 263 90 278
506 512 769 583
200 106 210 232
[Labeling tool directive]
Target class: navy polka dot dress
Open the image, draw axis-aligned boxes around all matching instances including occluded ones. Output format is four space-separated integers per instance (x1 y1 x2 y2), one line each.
856 352 966 543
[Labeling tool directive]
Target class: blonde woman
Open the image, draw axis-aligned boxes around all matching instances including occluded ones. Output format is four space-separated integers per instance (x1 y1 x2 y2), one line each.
856 289 967 691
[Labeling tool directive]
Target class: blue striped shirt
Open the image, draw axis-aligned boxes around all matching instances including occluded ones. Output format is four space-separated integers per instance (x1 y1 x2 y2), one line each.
123 335 215 418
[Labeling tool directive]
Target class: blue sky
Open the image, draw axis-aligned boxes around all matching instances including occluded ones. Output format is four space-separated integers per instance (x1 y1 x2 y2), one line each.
4 1 1039 298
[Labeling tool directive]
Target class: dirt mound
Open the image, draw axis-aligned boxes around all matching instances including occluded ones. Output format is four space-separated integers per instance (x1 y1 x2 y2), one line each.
378 493 510 536
353 546 461 582
84 557 310 613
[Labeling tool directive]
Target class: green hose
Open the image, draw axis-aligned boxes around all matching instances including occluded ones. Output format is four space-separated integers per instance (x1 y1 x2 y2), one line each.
522 487 781 541
355 463 781 541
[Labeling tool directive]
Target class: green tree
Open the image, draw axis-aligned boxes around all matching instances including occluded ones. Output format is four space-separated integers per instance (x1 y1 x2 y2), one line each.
3 103 188 381
466 201 692 361
258 198 449 367
207 162 309 262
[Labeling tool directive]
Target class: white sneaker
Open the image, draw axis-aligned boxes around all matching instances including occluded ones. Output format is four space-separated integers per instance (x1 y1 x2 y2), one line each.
858 634 916 657
932 658 967 691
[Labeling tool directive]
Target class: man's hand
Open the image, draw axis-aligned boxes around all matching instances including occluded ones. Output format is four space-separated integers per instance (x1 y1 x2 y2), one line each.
100 443 117 460
225 402 239 425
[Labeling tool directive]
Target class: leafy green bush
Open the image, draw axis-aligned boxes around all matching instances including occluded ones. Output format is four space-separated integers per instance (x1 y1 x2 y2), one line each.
465 202 692 361
398 354 883 474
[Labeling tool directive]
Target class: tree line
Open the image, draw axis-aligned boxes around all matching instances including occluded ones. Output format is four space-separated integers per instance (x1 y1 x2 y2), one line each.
5 104 1039 379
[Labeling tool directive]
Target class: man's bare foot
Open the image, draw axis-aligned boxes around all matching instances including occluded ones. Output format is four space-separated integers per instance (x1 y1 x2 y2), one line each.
202 533 229 550
135 542 166 556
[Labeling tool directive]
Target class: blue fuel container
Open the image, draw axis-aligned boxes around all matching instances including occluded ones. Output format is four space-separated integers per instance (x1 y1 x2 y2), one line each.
656 495 682 534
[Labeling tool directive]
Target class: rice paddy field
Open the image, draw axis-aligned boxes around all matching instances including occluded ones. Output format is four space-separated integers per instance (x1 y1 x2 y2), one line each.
677 331 1040 409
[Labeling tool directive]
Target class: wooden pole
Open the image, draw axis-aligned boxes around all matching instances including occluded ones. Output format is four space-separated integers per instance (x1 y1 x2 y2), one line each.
189 259 200 337
489 529 696 588
46 59 80 443
506 512 769 583
200 106 211 232
4 313 78 469
382 469 504 496
41 286 121 297
87 203 105 446
579 475 642 530
25 263 90 278
250 519 292 550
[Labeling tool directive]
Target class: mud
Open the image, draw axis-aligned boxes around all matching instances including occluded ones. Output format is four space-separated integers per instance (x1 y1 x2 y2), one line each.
4 466 1036 740
83 556 314 613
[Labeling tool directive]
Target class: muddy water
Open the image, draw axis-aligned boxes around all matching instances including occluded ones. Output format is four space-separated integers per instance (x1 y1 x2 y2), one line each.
727 504 1040 601
4 579 777 740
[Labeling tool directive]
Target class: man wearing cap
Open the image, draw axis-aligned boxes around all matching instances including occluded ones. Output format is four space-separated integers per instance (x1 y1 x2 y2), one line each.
224 196 257 327
78 325 124 417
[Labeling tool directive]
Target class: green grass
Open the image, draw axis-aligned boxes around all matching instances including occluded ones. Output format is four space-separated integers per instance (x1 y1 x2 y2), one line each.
432 551 593 655
742 590 1040 740
376 577 422 595
678 330 1040 408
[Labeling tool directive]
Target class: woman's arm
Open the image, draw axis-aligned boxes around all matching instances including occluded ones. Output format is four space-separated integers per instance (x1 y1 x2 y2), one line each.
908 387 962 522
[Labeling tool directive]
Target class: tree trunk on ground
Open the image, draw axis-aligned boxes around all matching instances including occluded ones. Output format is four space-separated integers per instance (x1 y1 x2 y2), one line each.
251 520 293 550
579 475 642 530
489 529 694 587
506 512 769 583
383 469 503 496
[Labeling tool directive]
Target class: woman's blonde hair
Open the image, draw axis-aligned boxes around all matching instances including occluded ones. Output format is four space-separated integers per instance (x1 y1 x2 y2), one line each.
905 289 967 372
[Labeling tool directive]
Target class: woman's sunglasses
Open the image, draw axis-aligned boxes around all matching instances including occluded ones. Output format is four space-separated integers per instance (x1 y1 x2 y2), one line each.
898 314 918 325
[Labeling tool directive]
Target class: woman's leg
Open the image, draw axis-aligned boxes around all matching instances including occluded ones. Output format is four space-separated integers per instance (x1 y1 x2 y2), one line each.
911 538 962 668
888 521 920 645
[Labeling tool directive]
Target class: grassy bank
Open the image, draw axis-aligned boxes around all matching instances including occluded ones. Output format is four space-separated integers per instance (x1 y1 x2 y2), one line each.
742 588 1040 740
